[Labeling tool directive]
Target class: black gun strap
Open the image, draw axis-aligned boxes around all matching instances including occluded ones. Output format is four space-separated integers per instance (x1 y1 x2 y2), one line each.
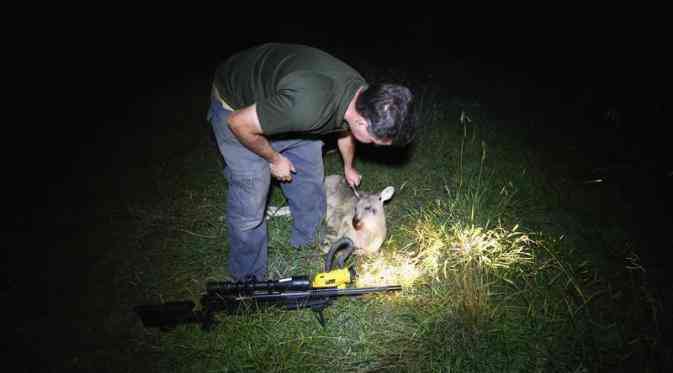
325 237 355 271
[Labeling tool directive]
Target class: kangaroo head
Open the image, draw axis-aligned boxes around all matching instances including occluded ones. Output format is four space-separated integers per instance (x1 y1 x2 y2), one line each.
351 186 395 231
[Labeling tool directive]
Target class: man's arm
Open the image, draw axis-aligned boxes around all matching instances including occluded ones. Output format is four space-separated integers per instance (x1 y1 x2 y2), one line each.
337 132 361 187
227 104 295 181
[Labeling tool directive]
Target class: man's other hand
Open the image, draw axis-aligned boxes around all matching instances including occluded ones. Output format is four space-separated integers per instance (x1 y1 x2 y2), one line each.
344 167 361 187
270 153 296 182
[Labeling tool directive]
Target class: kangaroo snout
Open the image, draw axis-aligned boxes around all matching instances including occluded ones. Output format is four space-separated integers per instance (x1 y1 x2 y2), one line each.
352 215 363 230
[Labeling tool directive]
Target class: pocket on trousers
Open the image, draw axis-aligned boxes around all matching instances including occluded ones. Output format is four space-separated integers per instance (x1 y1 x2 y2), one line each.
226 168 268 231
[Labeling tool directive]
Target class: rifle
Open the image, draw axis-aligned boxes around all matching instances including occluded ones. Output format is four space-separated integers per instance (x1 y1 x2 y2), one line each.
134 276 400 330
134 238 401 331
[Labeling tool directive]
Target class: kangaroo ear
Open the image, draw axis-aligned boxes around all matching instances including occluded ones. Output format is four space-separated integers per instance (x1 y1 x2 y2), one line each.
380 186 395 202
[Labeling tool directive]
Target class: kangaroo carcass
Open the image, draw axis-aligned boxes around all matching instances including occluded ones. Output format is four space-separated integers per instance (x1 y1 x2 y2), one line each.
323 174 395 256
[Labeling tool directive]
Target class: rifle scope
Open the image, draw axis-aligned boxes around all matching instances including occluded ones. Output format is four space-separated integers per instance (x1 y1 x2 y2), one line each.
207 276 312 294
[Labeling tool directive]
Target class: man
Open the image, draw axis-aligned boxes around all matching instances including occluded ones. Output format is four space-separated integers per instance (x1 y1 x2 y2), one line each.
207 43 415 281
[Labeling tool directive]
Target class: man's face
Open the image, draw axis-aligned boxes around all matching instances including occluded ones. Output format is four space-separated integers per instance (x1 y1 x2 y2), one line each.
350 118 392 146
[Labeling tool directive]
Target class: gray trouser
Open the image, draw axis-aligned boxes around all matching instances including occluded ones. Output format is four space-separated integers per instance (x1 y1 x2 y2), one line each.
207 96 326 281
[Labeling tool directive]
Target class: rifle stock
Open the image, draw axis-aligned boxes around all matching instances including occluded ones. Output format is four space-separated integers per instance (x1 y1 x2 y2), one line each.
133 301 201 331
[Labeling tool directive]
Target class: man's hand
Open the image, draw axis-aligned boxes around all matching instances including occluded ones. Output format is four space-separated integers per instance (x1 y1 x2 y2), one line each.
270 153 296 182
344 167 361 188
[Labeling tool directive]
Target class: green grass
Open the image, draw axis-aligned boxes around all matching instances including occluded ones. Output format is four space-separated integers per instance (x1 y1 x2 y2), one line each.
43 70 664 372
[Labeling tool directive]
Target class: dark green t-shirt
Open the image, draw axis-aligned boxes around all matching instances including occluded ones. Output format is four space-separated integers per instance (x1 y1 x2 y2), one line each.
213 43 366 136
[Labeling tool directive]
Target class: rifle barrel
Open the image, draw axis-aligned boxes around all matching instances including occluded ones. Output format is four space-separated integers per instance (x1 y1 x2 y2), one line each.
331 285 402 296
231 285 402 301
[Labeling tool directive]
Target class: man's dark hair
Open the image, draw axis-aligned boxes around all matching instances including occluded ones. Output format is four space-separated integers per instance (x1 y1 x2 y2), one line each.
356 84 416 146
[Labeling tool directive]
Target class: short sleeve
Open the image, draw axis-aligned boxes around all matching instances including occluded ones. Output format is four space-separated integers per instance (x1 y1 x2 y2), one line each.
256 72 336 135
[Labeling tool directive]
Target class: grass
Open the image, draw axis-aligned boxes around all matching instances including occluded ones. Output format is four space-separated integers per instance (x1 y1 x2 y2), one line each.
34 65 666 372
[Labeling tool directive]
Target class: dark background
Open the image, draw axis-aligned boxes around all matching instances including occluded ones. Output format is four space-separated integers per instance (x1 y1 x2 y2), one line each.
41 9 670 172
